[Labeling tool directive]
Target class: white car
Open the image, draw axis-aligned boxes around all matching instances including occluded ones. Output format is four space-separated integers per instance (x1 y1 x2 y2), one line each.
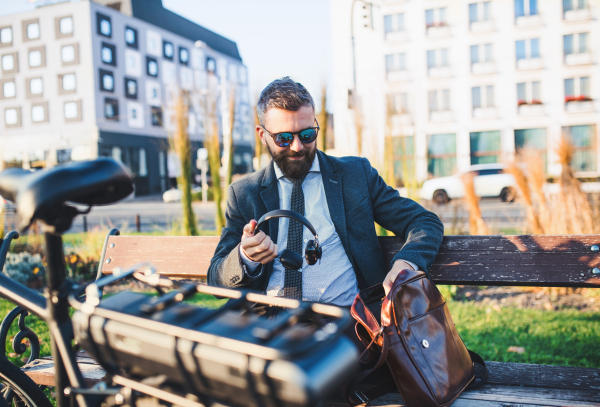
162 185 202 203
420 164 516 204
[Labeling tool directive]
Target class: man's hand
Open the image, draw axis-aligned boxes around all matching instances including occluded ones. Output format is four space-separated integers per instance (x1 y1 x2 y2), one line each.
241 220 279 264
383 260 415 296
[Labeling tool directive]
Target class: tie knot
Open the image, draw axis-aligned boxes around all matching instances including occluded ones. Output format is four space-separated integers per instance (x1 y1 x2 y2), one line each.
290 176 305 187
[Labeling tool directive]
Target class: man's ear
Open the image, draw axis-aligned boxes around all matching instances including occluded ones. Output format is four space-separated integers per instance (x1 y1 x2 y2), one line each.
256 125 268 146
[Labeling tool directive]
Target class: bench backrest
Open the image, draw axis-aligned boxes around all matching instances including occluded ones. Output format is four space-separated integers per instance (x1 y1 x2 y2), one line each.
100 235 600 288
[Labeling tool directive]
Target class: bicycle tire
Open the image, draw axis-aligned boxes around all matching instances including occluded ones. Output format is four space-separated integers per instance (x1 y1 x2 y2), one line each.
0 357 52 407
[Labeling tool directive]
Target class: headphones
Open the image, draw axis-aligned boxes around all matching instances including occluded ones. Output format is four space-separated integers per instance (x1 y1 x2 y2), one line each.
256 209 322 270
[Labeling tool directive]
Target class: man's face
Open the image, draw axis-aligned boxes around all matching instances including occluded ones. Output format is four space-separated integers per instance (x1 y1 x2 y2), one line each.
257 105 317 180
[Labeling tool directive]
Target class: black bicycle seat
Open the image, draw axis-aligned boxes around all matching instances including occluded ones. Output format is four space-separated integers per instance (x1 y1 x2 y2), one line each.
0 158 133 231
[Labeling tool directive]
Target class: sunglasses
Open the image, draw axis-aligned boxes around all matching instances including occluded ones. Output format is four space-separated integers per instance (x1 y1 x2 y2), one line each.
261 118 320 147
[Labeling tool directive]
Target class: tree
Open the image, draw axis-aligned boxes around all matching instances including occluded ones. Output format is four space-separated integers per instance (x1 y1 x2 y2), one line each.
317 84 328 152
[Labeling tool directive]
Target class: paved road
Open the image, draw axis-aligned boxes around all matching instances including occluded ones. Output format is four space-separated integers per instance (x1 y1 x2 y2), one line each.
3 195 527 234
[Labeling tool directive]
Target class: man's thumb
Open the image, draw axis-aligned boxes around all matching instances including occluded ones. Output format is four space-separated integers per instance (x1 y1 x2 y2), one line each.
243 220 257 238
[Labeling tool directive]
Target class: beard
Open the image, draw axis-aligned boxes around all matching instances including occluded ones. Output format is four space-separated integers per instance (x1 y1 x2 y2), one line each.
266 143 317 181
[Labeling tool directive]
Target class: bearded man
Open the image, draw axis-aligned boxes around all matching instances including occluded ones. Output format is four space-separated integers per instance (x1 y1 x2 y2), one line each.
207 77 443 305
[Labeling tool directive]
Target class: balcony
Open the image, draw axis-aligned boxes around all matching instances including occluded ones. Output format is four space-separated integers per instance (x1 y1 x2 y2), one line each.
516 14 542 27
566 98 594 113
564 8 592 22
386 70 409 83
565 52 592 66
430 110 453 123
426 24 450 37
392 113 412 126
472 62 496 75
473 107 498 119
428 66 451 78
470 20 494 32
518 102 544 116
385 31 408 42
517 58 542 70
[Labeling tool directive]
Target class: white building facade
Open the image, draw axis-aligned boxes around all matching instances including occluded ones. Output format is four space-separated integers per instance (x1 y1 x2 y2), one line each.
0 0 254 195
330 0 600 183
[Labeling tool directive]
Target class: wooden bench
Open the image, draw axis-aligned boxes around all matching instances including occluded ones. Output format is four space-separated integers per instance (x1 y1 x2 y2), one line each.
18 232 600 406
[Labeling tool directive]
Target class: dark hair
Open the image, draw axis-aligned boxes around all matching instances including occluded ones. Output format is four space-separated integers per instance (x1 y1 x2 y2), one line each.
257 77 315 125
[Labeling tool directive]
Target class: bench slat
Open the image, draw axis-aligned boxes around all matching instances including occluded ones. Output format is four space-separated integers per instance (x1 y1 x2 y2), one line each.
21 359 105 387
101 235 600 287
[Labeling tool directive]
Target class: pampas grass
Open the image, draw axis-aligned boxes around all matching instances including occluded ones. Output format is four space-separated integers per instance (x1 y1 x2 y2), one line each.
504 161 544 234
461 173 490 235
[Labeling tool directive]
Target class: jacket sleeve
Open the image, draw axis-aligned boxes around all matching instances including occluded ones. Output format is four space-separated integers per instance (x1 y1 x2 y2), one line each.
362 158 444 272
207 184 264 289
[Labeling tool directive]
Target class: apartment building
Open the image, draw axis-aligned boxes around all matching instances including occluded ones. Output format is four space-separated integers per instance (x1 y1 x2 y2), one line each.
0 0 253 195
330 0 600 183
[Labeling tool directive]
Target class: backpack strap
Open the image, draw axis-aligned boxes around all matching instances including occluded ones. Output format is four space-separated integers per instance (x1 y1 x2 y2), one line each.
466 350 488 389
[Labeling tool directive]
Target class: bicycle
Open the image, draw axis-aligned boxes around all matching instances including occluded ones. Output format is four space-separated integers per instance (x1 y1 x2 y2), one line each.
0 158 357 407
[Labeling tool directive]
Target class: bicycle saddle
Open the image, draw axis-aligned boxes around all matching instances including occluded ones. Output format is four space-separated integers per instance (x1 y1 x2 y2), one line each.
0 158 133 232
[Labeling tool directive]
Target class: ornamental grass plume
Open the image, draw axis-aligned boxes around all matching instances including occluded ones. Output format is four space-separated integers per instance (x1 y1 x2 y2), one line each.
553 135 594 234
461 173 489 235
203 89 225 234
504 161 544 234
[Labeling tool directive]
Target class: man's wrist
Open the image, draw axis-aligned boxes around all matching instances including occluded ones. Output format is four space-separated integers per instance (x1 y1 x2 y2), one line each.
393 259 417 271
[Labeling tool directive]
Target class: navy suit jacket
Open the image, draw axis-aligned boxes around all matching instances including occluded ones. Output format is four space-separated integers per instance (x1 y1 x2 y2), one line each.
207 151 444 292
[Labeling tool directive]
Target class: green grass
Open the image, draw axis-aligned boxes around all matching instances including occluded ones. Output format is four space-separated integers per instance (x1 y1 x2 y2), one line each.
0 296 598 369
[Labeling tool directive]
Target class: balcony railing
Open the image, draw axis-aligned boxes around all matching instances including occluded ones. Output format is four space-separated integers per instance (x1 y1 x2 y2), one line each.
516 14 542 27
429 110 453 123
385 31 408 42
565 52 592 66
386 70 410 83
564 8 592 21
470 20 494 32
473 106 498 119
518 102 544 116
565 97 594 113
517 58 543 70
428 66 451 78
426 23 450 37
472 62 496 75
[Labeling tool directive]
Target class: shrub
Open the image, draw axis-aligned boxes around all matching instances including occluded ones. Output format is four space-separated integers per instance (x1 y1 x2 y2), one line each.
4 252 45 285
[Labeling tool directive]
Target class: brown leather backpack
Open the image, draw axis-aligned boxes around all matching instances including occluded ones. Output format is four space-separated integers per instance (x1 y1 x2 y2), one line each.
347 268 487 407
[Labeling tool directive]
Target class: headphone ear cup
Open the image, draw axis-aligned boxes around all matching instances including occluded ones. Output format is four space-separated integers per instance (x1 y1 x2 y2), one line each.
305 240 322 266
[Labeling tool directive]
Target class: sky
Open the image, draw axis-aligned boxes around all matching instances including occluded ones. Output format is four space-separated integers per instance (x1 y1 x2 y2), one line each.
0 0 334 110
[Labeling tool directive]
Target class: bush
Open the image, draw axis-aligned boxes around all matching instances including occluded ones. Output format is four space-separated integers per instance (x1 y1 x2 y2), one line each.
4 252 45 285
192 188 214 202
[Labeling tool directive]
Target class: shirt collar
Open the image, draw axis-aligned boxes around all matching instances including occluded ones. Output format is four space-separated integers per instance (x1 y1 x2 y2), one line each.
273 153 320 180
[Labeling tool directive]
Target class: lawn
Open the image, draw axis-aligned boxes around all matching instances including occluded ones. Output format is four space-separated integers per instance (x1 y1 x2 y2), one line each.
1 294 598 369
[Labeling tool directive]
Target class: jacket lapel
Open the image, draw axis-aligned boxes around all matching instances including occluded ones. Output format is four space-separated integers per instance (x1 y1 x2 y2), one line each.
260 161 280 243
318 151 350 257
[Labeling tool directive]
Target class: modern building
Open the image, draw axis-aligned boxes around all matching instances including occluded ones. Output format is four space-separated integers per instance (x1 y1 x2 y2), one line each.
0 0 254 195
330 0 600 184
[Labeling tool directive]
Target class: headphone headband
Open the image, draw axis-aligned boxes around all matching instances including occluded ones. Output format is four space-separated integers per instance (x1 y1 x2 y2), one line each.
256 210 318 237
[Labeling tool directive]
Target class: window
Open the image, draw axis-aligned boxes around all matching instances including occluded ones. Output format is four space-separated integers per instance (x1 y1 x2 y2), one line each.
564 0 588 12
147 56 158 77
99 69 114 92
564 33 589 56
385 53 406 72
163 41 174 60
392 136 415 185
151 106 162 126
59 17 73 34
124 78 137 99
162 61 176 84
515 128 547 170
384 13 404 36
146 81 161 105
472 85 494 109
4 108 20 127
29 77 43 96
469 2 491 23
206 57 216 73
101 42 116 66
31 102 47 123
179 47 189 65
427 134 456 177
517 81 541 104
0 27 12 46
125 26 138 49
2 80 15 98
427 48 449 69
425 7 447 28
61 45 75 63
127 102 144 128
104 98 119 121
26 22 40 40
1 53 15 72
97 13 111 37
387 92 409 114
64 101 79 120
516 38 539 60
29 50 42 67
125 49 141 77
564 77 591 101
146 30 161 56
470 131 501 164
59 73 76 93
428 89 450 112
515 0 538 17
563 125 596 172
471 44 493 64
